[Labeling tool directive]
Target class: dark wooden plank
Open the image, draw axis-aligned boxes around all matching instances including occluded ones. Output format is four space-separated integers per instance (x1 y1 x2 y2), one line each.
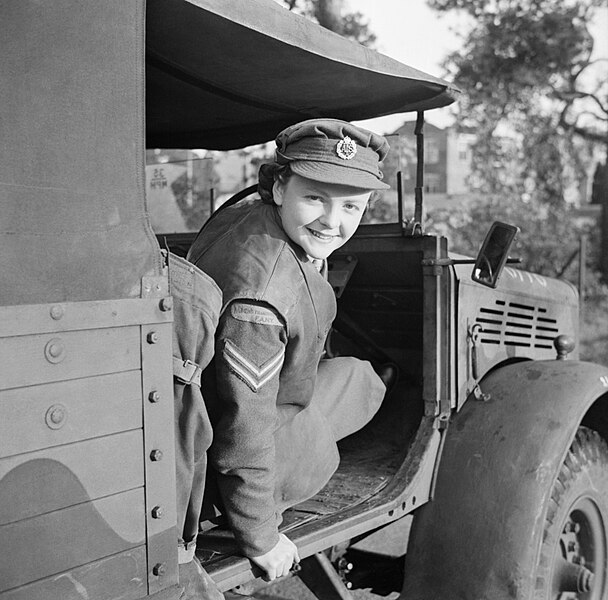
0 429 144 525
0 488 145 592
0 326 141 391
0 546 148 600
0 371 142 458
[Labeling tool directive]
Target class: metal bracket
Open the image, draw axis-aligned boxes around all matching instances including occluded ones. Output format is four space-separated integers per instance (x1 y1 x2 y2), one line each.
142 276 169 299
298 552 354 600
421 258 476 267
403 219 423 237
467 323 491 401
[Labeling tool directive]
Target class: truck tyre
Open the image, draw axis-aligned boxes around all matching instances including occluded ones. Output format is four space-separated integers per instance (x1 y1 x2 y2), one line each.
534 426 608 599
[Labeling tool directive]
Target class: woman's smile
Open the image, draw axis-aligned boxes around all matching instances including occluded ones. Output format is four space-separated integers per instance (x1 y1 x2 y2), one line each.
307 227 338 242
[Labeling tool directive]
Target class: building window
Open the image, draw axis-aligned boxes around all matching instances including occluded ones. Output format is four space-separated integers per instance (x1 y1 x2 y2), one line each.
425 138 440 164
425 173 441 193
457 140 470 162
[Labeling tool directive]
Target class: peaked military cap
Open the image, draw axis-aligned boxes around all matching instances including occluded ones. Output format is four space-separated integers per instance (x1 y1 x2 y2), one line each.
274 118 390 190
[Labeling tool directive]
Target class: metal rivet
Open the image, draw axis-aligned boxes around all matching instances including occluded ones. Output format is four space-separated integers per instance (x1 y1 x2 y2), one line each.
147 331 159 344
45 404 68 429
152 563 166 577
159 297 173 312
148 390 160 403
151 506 163 519
150 449 163 462
50 305 64 320
44 338 66 364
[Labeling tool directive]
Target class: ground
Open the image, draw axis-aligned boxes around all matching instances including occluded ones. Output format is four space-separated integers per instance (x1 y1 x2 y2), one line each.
254 576 400 600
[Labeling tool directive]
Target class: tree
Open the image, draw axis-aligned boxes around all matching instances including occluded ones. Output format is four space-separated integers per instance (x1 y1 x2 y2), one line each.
425 0 607 267
429 0 607 143
423 0 608 361
281 0 377 47
429 0 606 202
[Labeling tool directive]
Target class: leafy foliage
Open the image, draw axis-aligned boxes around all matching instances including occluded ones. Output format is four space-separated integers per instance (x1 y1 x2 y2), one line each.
423 0 607 360
281 0 377 47
429 0 606 203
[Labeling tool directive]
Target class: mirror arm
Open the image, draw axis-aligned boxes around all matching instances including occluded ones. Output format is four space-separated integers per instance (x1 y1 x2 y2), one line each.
422 257 521 267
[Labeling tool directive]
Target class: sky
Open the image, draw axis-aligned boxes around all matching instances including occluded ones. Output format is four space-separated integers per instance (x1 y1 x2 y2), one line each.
347 0 470 133
347 0 608 135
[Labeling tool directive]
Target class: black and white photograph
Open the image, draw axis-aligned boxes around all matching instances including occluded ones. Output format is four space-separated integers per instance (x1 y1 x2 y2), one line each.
2 1 608 599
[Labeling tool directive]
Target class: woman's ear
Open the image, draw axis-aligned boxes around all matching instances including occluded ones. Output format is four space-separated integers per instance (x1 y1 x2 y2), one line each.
272 180 284 206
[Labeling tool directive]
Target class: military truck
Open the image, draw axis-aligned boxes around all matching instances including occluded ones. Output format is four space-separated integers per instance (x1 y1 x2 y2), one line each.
2 2 608 599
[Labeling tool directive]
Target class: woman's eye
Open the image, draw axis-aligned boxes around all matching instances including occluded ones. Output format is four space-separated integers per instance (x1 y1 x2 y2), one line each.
344 203 361 212
306 195 322 202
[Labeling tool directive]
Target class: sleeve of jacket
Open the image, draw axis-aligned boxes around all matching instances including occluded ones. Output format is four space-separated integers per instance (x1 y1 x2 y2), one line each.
209 298 287 557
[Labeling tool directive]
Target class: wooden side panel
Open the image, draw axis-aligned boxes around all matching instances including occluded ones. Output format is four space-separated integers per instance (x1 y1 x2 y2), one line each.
0 546 147 600
0 297 178 597
0 371 142 458
0 297 171 338
0 326 141 391
0 488 145 592
0 430 144 525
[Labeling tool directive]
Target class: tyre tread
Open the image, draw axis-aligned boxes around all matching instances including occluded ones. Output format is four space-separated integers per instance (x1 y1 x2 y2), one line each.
534 426 608 598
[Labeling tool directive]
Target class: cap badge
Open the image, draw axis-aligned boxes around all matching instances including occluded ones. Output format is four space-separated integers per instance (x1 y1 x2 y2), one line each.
336 136 357 160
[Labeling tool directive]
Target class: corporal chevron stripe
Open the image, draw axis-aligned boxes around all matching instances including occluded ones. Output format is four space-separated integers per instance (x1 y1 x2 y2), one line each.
223 339 285 392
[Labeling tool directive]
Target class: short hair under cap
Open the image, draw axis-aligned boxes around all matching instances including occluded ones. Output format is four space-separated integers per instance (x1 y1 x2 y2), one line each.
274 118 390 190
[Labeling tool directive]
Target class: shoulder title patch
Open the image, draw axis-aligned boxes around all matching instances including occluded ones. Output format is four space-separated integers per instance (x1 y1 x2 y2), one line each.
231 302 283 327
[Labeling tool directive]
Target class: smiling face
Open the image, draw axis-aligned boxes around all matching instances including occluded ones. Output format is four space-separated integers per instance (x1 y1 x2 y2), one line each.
273 173 372 260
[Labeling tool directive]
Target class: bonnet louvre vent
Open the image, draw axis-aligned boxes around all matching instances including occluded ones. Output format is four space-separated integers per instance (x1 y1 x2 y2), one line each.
475 300 558 349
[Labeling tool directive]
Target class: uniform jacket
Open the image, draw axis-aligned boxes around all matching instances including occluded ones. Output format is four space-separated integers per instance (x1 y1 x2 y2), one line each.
168 252 222 557
187 199 339 556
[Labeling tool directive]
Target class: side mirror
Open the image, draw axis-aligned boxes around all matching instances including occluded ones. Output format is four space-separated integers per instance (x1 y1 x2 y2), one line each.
472 221 520 288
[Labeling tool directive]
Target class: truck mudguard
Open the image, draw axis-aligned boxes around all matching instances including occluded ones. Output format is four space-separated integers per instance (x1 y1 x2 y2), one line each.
402 359 608 600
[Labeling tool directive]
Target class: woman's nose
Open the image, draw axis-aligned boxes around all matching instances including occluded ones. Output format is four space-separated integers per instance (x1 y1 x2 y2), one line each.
320 205 340 229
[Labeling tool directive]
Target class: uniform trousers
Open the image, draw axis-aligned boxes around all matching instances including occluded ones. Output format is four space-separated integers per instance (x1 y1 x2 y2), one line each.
200 356 385 539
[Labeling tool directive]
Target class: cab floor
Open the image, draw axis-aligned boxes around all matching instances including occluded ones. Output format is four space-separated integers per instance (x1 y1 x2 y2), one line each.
197 381 421 564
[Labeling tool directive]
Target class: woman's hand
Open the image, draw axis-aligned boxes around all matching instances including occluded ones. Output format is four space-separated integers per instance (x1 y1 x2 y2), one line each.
250 533 300 581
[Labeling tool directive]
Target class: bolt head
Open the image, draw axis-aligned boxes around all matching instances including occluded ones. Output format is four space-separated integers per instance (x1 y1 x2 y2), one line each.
150 449 163 462
50 305 64 320
160 297 173 312
148 391 160 403
50 407 65 424
147 331 159 344
151 506 163 519
152 563 166 577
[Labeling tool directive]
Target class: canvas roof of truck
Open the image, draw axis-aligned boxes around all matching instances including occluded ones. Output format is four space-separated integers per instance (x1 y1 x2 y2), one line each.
146 0 460 150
